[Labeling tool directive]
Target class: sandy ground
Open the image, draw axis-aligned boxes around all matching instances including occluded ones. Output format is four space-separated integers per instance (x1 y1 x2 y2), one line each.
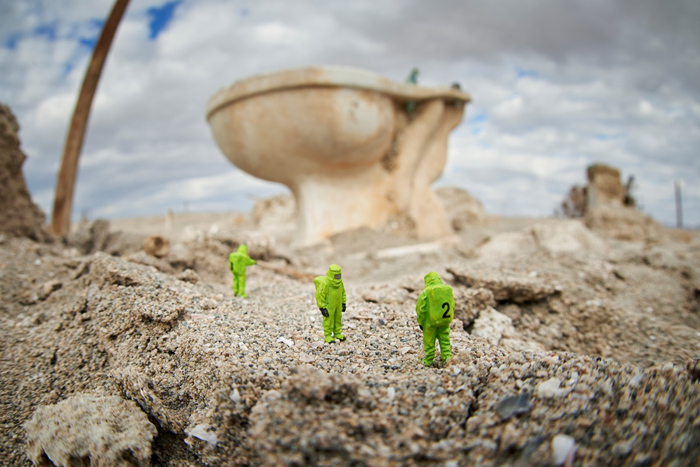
1 203 700 466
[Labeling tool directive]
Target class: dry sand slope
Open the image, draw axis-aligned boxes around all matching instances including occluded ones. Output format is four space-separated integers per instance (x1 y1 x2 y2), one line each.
1 207 699 466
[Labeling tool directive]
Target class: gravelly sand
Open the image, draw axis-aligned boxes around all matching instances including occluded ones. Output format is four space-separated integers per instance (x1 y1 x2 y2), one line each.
1 210 699 465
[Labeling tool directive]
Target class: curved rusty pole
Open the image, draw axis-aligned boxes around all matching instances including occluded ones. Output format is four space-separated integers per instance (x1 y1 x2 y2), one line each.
50 0 130 235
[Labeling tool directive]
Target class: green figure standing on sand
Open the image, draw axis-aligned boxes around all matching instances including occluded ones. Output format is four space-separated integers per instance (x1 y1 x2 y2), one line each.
229 245 256 297
416 272 454 366
314 264 347 344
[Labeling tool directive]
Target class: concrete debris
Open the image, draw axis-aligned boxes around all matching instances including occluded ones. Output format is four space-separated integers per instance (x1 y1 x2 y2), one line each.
24 394 156 467
495 392 532 420
471 307 515 345
435 186 487 231
585 205 662 242
143 234 171 258
475 220 608 260
448 266 557 303
185 424 219 447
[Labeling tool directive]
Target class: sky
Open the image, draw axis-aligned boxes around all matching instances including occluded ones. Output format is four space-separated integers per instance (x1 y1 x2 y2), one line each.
0 0 698 227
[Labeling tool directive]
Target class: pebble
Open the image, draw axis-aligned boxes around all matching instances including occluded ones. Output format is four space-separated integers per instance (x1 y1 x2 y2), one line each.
277 337 294 347
299 353 316 363
551 434 575 465
536 377 568 399
185 424 218 447
495 392 532 420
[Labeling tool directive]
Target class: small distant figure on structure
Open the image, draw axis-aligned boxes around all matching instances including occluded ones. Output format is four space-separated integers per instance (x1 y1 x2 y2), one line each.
314 264 347 344
405 67 419 114
449 83 463 106
416 271 454 366
229 244 256 297
406 68 419 85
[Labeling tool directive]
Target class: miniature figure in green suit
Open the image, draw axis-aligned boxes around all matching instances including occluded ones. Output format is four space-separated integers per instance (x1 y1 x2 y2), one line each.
405 67 419 113
229 244 256 297
416 271 454 366
314 264 347 343
406 67 419 84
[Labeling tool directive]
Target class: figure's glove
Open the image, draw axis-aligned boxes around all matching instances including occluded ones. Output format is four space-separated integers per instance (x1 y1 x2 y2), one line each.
320 308 329 317
419 324 423 331
342 303 346 312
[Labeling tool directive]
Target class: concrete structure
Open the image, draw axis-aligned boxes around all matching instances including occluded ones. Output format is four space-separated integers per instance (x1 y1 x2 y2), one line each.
206 66 470 246
586 164 625 208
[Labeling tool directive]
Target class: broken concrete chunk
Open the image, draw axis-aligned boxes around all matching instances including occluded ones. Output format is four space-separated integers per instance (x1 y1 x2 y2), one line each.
362 284 412 304
68 219 112 254
124 250 175 274
177 268 201 283
471 307 515 345
38 280 62 301
473 220 608 260
495 392 532 420
448 266 556 303
435 186 487 231
24 394 157 467
144 234 171 258
530 220 608 256
453 287 495 324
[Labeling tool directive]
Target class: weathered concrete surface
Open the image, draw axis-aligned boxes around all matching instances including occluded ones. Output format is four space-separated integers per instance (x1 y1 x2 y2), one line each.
207 66 470 247
25 394 156 467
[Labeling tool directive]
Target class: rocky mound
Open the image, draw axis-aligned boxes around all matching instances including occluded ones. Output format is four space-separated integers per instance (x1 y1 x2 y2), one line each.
0 103 49 242
1 228 699 465
585 205 663 242
436 186 487 230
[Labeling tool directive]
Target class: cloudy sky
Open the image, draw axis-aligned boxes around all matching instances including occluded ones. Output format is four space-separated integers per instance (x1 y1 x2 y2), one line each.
1 0 698 227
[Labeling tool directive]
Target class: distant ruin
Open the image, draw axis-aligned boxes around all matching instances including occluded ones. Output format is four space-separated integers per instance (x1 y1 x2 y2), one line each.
206 66 471 246
586 164 634 208
559 163 660 241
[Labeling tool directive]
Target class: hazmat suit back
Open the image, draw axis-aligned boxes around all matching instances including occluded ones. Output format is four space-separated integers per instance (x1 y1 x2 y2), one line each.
416 271 453 365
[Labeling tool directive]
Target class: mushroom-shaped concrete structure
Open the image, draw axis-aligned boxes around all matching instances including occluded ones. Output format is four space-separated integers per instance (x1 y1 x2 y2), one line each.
206 66 470 246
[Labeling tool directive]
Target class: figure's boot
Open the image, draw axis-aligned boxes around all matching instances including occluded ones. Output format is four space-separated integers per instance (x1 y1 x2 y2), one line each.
322 315 335 343
422 326 436 366
332 306 344 341
437 326 452 361
238 275 248 298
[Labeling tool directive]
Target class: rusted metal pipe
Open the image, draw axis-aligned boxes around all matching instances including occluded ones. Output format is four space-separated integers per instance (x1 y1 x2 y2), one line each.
50 0 130 235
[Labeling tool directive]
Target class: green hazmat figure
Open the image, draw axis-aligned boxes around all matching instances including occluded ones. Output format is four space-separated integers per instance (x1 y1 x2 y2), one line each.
406 67 419 84
416 271 454 366
228 244 256 297
314 264 347 344
405 67 419 114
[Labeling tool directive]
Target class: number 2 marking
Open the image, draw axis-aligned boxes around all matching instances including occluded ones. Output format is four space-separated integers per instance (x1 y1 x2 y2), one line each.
442 302 451 319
